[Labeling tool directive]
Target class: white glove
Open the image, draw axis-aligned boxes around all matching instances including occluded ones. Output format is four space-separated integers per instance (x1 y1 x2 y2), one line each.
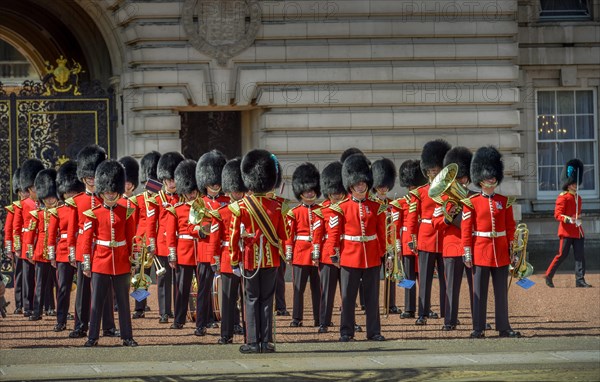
232 267 242 278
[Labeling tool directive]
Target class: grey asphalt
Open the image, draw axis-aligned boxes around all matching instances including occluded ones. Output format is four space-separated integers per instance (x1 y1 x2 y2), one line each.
1 336 599 381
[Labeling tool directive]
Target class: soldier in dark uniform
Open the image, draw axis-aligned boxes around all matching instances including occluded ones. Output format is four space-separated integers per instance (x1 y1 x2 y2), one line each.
81 159 137 347
406 139 451 325
461 146 521 339
545 159 591 288
397 160 428 319
286 163 323 328
230 150 289 354
147 152 184 324
338 154 386 342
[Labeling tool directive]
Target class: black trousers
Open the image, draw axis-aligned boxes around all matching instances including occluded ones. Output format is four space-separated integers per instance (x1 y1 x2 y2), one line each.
340 266 381 338
89 273 133 341
21 259 35 312
32 262 53 317
319 263 339 326
244 267 276 344
196 262 214 328
472 265 510 332
546 237 586 282
417 251 446 318
221 272 241 338
292 264 320 324
75 262 115 331
443 257 472 326
174 264 195 325
13 257 23 309
275 262 287 311
156 256 174 316
56 262 75 325
44 268 57 311
403 255 417 313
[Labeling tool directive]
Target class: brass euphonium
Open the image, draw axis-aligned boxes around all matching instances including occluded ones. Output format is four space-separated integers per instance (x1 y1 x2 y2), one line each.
509 223 533 284
384 208 405 316
130 235 153 290
428 163 470 221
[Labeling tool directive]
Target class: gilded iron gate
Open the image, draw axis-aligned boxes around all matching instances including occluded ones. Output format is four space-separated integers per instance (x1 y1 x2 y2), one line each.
0 66 116 283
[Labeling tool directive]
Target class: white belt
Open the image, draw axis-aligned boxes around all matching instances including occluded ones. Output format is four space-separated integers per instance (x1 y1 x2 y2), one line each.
60 234 68 239
342 234 377 242
221 241 229 247
178 234 196 240
22 228 30 232
420 219 432 224
95 240 126 247
295 235 312 242
402 227 408 231
473 231 506 238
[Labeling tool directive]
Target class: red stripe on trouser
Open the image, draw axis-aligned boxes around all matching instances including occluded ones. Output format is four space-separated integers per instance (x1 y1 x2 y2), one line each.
545 237 565 277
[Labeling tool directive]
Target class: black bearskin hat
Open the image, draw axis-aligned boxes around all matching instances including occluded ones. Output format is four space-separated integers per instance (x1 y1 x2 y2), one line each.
140 151 161 183
34 169 58 201
95 159 125 195
222 158 248 194
340 147 364 163
292 163 321 201
76 144 107 180
399 160 428 188
157 151 184 181
57 161 85 200
118 156 140 189
196 150 227 193
471 146 504 187
561 158 584 191
12 167 21 195
20 158 45 191
320 161 345 198
175 159 198 195
372 158 397 191
443 147 473 182
342 154 373 192
241 149 278 193
420 139 451 178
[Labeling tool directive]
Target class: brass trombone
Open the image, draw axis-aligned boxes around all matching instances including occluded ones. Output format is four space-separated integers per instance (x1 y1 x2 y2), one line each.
130 235 154 290
384 208 405 317
509 223 533 289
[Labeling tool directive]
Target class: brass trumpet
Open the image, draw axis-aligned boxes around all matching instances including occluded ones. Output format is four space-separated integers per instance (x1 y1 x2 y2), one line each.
509 223 533 286
428 163 470 221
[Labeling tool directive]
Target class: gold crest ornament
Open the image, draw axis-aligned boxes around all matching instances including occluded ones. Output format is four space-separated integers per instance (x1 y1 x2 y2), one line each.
42 56 84 96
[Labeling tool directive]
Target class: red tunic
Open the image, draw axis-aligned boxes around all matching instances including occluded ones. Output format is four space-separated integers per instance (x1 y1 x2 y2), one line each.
393 196 413 256
285 204 324 266
47 204 77 263
229 195 289 271
81 204 136 275
336 197 386 269
165 201 203 266
146 190 179 257
3 204 14 252
406 184 443 253
197 194 230 264
554 191 584 239
13 198 37 258
23 208 54 263
66 191 102 262
461 193 516 268
319 200 343 265
432 195 463 258
208 204 236 274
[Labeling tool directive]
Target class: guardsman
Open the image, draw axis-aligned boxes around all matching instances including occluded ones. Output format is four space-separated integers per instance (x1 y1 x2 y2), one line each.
337 154 386 342
461 146 520 339
208 157 247 344
147 151 184 324
545 159 591 288
24 169 58 321
81 159 138 347
131 151 161 318
230 150 289 354
270 161 290 317
397 160 428 319
195 150 229 334
431 147 475 331
406 139 451 325
13 158 45 317
166 159 201 330
5 168 22 314
371 158 401 315
67 145 117 339
317 161 345 333
286 163 323 328
47 161 84 332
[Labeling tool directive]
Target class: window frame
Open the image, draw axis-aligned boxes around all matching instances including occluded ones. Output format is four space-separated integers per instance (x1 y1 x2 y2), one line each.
538 0 592 21
535 88 599 200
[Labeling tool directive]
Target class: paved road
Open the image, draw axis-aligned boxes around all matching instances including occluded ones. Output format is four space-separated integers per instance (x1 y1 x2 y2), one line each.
1 336 598 381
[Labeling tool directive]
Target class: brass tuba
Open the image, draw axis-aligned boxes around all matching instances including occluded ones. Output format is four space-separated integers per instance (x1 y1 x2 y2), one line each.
509 223 533 285
428 163 470 221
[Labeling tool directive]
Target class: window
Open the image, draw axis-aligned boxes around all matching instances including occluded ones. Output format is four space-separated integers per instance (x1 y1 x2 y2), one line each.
539 0 591 20
536 90 598 199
